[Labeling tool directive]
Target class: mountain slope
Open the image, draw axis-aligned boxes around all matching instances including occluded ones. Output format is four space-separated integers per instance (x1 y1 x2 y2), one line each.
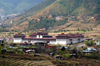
0 0 45 15
9 0 100 32
21 0 56 17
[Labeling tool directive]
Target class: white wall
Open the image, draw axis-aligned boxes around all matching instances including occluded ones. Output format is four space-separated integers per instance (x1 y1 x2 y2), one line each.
37 35 43 38
56 38 82 45
66 39 71 44
72 38 78 43
37 35 39 38
13 37 84 46
40 35 43 38
80 38 84 42
31 40 46 44
56 39 67 46
49 40 56 45
22 40 28 43
14 38 22 43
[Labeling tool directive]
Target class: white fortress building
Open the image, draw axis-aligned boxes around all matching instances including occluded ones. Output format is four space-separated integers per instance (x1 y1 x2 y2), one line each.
13 31 84 46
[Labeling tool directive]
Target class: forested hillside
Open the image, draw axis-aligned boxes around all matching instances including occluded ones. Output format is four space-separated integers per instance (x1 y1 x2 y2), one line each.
9 0 100 32
0 0 44 15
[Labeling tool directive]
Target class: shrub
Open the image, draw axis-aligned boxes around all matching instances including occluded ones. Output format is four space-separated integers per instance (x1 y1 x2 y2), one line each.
17 50 24 54
92 51 99 59
63 53 70 59
84 41 95 46
56 49 66 55
86 51 99 59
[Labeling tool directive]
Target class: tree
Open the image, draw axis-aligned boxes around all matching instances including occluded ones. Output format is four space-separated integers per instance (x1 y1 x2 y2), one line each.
16 49 24 55
92 51 99 59
90 41 95 46
7 47 12 52
87 51 99 59
84 41 95 46
67 46 71 51
0 45 3 53
56 49 65 55
61 46 65 51
71 47 77 54
2 42 8 49
16 44 22 49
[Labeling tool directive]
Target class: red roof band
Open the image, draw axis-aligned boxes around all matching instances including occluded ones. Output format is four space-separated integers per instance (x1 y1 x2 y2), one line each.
14 33 25 37
46 45 54 48
57 33 84 38
14 32 84 40
24 37 56 40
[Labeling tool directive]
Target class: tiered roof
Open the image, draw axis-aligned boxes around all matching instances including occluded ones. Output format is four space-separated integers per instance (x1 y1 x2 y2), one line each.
57 33 84 39
14 32 84 40
29 31 48 36
14 33 25 37
37 31 48 35
29 33 37 36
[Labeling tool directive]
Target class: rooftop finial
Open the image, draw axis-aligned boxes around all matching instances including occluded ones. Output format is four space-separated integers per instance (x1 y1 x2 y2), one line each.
18 31 21 34
34 31 36 33
61 32 64 34
40 29 44 32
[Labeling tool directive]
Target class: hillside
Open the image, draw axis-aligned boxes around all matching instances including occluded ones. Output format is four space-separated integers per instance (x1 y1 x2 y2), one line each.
9 0 100 32
0 0 44 15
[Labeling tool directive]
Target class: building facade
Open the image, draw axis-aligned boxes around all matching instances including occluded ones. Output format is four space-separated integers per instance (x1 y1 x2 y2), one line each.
13 31 84 46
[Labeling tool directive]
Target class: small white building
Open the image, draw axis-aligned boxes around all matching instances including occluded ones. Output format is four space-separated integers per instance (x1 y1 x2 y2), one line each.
96 41 100 45
0 38 4 44
13 31 84 46
86 47 97 51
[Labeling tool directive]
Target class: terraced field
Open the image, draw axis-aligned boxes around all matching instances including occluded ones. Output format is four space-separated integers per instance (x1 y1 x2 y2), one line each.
1 53 100 66
0 58 55 66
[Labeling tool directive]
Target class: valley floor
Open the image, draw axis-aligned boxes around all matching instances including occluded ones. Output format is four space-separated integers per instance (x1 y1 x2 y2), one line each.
0 57 55 66
1 55 100 66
